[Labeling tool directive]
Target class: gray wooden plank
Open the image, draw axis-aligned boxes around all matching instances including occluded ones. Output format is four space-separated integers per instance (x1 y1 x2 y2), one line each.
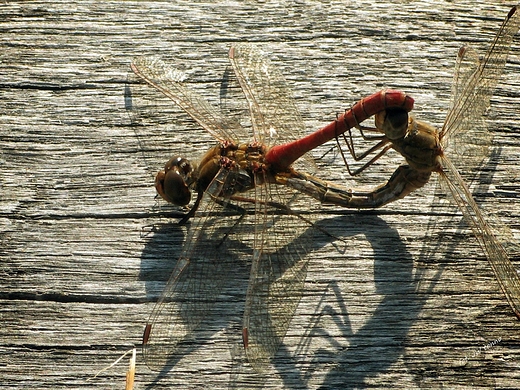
1 1 520 389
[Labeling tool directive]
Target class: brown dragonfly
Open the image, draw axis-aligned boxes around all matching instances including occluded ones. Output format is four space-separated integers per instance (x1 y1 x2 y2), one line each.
130 45 412 372
288 4 520 319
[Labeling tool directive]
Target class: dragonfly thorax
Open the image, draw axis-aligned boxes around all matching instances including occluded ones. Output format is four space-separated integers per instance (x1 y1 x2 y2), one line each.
396 117 443 172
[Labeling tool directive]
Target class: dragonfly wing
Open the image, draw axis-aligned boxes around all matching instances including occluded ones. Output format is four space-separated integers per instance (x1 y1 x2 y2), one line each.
143 167 248 370
242 175 316 372
228 44 317 173
125 71 183 181
442 46 492 174
441 5 520 152
438 155 520 319
131 56 247 143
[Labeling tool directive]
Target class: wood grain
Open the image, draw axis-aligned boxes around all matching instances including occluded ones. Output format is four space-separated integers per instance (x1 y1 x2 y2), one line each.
1 1 520 389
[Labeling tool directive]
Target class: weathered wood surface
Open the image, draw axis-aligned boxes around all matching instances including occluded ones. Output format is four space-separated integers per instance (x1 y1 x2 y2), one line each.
1 1 520 389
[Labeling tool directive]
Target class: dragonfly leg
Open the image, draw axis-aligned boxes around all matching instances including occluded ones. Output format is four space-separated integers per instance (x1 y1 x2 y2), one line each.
337 140 393 176
337 107 410 176
210 197 248 246
338 101 399 157
179 190 204 225
337 111 385 163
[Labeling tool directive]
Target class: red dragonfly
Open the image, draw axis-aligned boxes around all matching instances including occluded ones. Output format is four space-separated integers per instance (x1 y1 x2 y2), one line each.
288 5 520 319
131 45 412 372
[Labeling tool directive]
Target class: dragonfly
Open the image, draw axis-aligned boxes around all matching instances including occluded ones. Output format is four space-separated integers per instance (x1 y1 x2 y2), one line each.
130 45 413 372
288 4 520 319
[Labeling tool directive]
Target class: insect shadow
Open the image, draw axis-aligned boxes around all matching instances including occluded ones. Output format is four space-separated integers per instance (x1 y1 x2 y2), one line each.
137 211 422 389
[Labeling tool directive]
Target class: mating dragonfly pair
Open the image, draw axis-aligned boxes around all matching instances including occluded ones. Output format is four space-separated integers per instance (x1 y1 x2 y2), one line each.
129 5 520 373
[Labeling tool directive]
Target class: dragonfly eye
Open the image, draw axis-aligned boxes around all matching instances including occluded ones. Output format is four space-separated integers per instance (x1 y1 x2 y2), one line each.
155 156 193 206
375 108 409 140
168 156 193 176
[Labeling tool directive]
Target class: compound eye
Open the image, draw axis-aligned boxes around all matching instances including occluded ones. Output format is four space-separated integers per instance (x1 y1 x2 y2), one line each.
155 156 193 206
165 156 192 176
163 169 191 206
375 108 409 140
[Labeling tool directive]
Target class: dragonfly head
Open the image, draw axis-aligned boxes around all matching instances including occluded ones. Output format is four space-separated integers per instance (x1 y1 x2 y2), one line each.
155 156 194 206
375 108 409 140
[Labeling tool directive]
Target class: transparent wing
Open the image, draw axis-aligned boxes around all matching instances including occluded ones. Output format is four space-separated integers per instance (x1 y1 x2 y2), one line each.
438 155 520 319
228 44 317 173
142 167 249 370
434 6 520 320
218 65 255 133
443 46 491 173
224 44 320 370
242 173 316 372
440 5 520 150
125 70 181 181
131 56 247 143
